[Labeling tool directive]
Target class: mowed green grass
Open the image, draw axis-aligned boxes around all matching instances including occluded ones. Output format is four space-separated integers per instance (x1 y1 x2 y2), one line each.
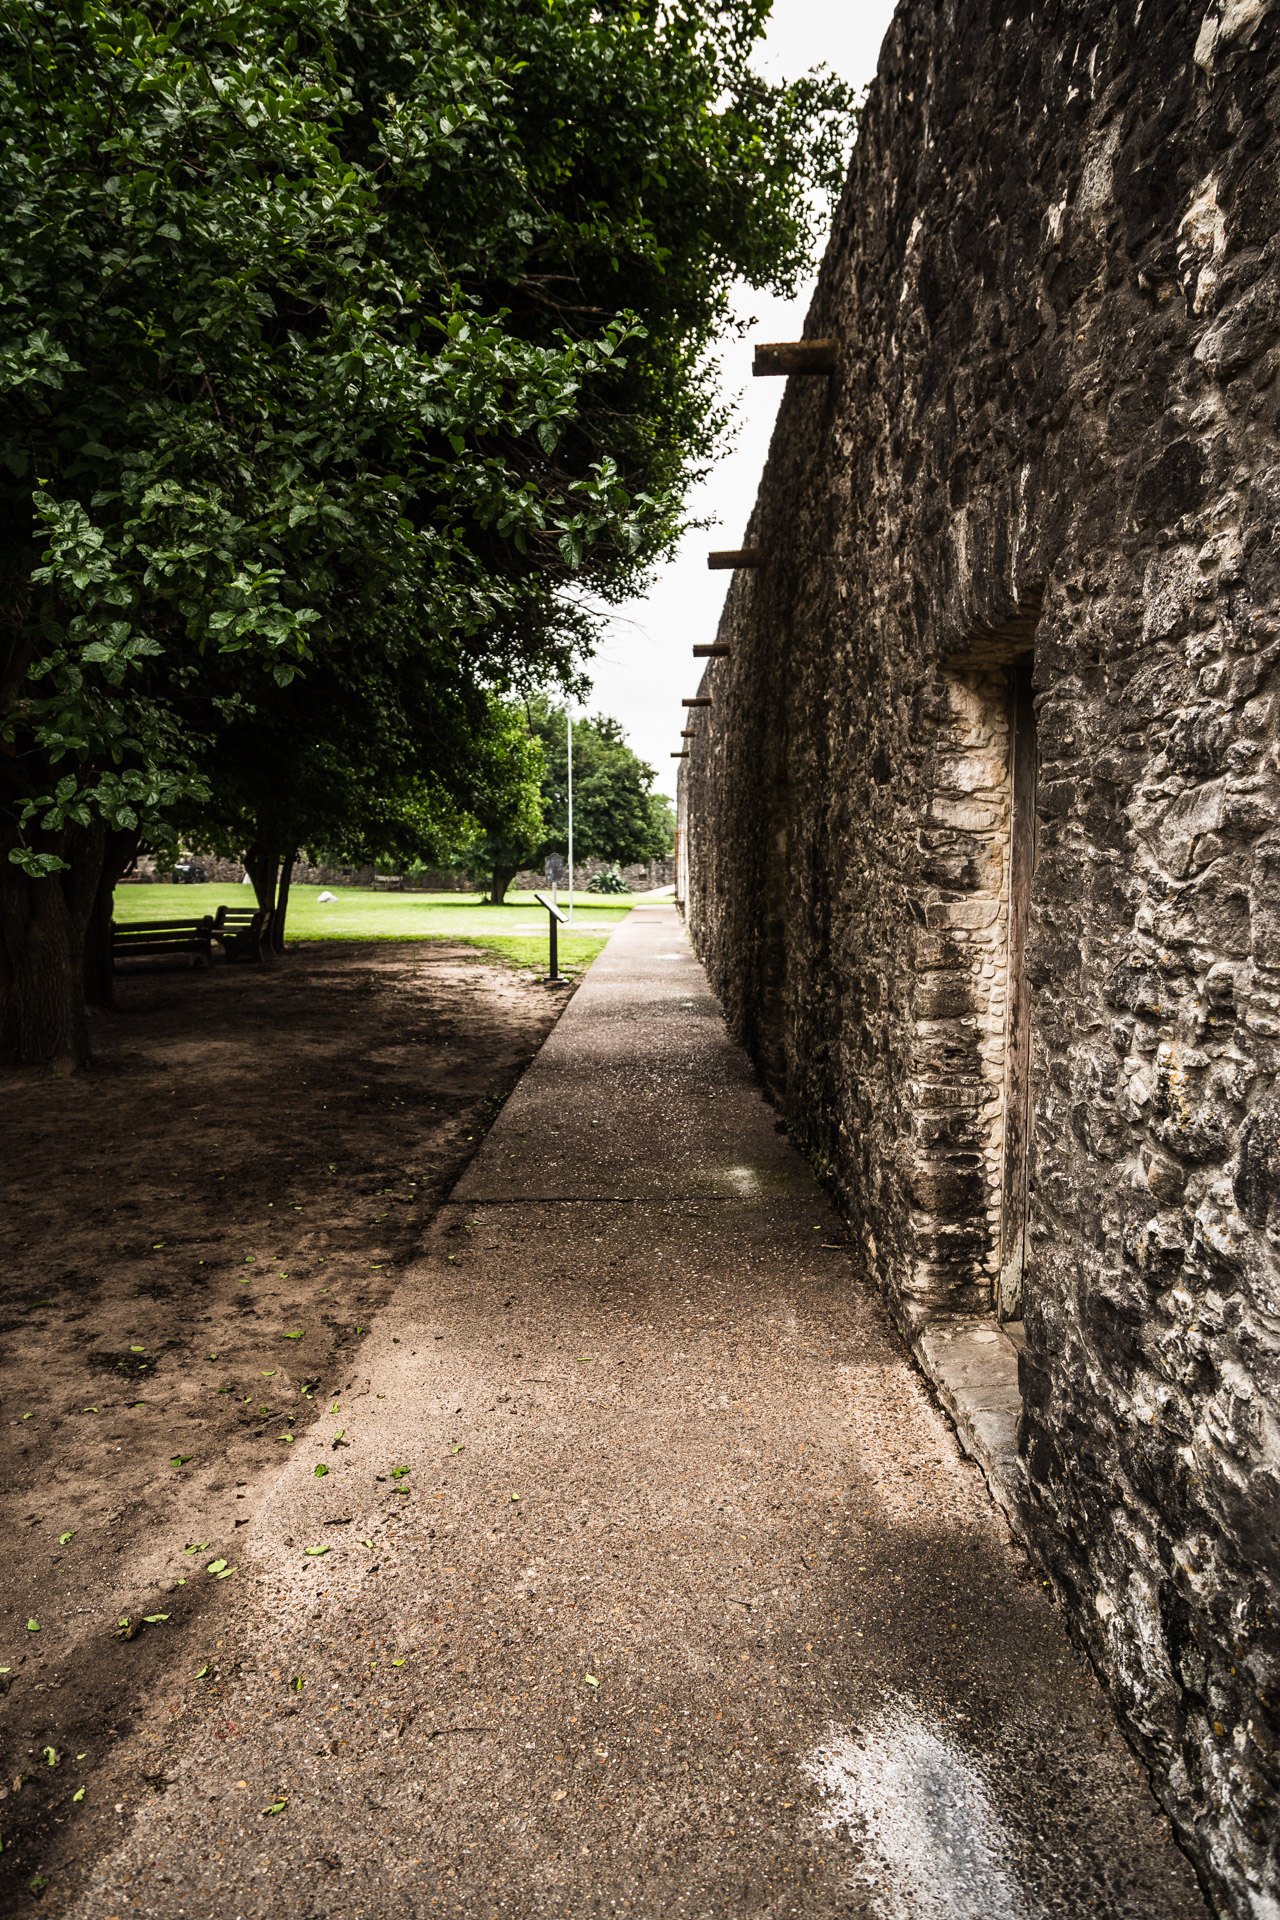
111 882 659 974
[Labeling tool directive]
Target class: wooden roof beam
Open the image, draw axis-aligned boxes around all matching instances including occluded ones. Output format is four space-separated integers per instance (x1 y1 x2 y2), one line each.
707 548 762 571
693 643 731 657
753 338 837 377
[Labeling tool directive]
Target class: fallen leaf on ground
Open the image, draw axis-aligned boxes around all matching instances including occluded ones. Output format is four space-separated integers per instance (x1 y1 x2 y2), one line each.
314 1463 329 1477
171 1455 193 1466
284 1330 305 1341
584 1674 599 1687
26 1619 39 1633
262 1800 287 1816
141 1614 169 1624
72 1786 85 1803
195 1663 210 1679
206 1559 227 1573
58 1531 74 1545
305 1544 330 1557
184 1542 210 1554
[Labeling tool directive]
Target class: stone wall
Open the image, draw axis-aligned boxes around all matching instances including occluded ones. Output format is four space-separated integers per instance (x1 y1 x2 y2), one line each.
680 3 1280 1913
131 853 674 894
508 857 675 894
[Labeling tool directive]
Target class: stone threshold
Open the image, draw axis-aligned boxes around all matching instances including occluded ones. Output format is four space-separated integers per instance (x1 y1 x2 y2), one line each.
913 1315 1027 1525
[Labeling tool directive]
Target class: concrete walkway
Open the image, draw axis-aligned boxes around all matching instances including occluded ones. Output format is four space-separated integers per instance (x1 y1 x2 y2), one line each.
70 907 1207 1918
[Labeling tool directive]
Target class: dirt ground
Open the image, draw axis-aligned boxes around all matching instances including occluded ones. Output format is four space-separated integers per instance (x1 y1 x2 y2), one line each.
0 939 571 1900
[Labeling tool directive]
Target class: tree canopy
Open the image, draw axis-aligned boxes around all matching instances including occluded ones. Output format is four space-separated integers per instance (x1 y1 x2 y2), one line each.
0 0 853 1063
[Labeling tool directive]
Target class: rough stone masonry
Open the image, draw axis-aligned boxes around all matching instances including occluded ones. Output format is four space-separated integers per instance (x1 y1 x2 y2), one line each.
678 3 1280 1915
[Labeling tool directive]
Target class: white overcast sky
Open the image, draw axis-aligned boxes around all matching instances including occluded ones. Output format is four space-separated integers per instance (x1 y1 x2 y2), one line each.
581 0 900 787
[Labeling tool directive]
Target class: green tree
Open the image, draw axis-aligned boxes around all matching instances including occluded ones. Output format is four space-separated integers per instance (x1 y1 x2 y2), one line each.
0 0 852 1065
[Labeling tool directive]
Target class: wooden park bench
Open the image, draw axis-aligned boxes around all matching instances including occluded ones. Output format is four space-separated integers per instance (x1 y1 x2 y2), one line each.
213 904 273 962
371 874 403 891
111 915 214 969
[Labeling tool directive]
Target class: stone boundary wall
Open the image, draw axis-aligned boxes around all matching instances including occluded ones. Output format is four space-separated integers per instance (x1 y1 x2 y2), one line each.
127 855 674 894
506 858 674 894
679 4 1280 1913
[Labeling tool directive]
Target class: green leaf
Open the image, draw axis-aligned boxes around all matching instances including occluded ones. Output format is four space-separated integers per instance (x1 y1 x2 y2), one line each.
314 1463 329 1477
27 1619 39 1633
59 1531 74 1545
304 1544 330 1557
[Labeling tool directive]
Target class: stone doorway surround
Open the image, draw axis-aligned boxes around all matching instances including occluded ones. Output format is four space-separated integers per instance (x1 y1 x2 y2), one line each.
908 607 1041 1527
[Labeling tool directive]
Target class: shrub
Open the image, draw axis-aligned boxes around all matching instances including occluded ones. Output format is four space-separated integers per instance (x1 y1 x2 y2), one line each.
587 866 631 894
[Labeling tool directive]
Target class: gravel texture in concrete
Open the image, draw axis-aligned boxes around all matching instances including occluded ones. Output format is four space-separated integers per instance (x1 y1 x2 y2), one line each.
60 907 1208 1918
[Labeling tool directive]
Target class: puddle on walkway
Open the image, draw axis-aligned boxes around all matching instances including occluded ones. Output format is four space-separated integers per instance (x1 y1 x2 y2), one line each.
803 1697 1034 1920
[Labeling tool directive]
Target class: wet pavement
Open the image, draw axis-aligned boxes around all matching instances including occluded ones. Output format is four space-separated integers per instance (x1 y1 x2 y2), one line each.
62 906 1208 1917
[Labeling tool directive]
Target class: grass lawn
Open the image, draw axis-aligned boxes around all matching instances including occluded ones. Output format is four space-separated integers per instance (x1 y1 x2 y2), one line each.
111 882 662 974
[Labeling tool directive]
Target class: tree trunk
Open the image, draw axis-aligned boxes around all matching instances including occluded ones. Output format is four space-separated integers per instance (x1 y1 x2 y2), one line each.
271 849 296 954
488 864 518 905
0 825 104 1071
244 843 280 918
84 827 142 1009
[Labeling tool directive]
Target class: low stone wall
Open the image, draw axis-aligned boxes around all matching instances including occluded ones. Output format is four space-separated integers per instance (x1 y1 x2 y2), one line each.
508 857 674 894
130 854 673 894
680 4 1280 1913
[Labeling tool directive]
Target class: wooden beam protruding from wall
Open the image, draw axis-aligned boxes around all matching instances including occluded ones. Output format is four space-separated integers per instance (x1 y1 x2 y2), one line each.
671 751 689 759
693 644 731 657
753 339 837 377
682 697 712 708
680 729 698 738
707 548 762 571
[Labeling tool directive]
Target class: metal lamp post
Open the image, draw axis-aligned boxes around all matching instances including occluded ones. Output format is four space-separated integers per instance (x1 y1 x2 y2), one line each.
566 702 574 924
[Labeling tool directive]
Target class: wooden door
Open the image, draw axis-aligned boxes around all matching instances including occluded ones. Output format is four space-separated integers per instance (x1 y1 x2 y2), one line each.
998 661 1038 1322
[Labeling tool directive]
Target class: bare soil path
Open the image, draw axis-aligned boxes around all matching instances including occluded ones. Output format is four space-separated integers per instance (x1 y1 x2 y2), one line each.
0 939 569 1904
6 910 1208 1916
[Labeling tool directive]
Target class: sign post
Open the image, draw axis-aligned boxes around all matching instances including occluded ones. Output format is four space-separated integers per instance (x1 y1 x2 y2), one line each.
534 889 568 983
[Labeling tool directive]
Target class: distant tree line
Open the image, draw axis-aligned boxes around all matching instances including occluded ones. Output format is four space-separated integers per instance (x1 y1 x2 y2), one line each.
0 0 852 1066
